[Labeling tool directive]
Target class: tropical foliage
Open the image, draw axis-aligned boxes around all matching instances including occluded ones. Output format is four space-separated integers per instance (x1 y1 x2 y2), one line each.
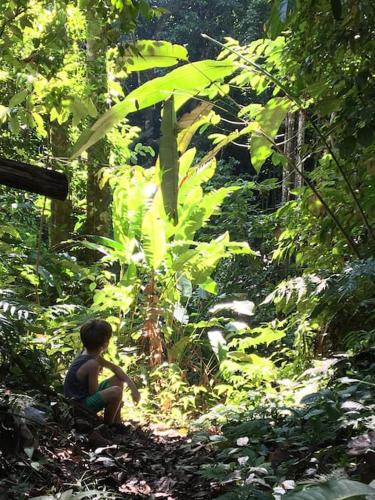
0 0 375 498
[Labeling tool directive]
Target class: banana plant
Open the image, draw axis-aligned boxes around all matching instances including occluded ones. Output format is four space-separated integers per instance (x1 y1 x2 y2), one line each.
87 104 254 365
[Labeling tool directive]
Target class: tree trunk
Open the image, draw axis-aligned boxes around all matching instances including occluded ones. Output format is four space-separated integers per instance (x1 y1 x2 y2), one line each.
281 112 296 204
85 5 111 240
49 124 74 248
294 111 306 189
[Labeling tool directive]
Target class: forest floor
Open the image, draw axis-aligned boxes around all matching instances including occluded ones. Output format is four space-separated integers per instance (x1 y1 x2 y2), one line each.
0 390 223 500
2 351 375 499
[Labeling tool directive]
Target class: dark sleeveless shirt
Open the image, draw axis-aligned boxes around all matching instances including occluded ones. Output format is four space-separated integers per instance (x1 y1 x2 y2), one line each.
64 353 93 401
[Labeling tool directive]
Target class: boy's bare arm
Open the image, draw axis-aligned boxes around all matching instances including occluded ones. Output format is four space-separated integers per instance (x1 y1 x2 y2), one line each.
98 357 140 403
86 360 100 395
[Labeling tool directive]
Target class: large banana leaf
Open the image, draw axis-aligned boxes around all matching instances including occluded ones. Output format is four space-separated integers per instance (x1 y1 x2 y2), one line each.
284 479 375 500
70 60 234 159
121 40 188 72
159 96 179 225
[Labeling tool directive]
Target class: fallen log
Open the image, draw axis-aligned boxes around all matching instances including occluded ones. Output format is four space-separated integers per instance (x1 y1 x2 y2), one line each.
0 157 69 200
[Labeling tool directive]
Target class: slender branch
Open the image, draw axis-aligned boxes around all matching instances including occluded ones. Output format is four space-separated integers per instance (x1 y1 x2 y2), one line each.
202 34 374 242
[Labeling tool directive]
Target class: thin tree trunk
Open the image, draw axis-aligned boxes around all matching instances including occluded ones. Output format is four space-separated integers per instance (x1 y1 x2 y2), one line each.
85 5 111 241
282 112 296 204
294 111 306 189
49 124 74 247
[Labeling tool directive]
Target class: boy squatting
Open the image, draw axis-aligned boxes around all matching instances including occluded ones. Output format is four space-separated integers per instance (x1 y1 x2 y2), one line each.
64 319 140 424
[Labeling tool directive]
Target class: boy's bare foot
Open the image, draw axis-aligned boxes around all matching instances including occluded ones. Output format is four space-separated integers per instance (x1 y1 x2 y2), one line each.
88 429 111 448
108 422 130 433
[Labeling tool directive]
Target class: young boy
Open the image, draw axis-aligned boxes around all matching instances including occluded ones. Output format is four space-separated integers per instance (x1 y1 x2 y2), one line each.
64 319 140 424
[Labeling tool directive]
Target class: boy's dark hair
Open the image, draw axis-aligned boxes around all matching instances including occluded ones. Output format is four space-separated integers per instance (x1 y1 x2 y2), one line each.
80 319 112 350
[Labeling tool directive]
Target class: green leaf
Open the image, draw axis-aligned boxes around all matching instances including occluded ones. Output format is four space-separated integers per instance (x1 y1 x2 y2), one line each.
9 114 20 134
251 97 290 172
24 446 34 459
88 236 125 252
121 40 188 72
0 105 9 124
176 185 239 240
179 158 217 201
330 0 342 20
199 123 257 171
31 112 47 137
9 90 28 107
159 96 179 224
70 98 97 127
112 166 153 247
177 101 214 153
70 60 234 159
183 233 232 286
85 98 97 118
231 326 285 349
267 0 283 39
316 97 341 116
179 148 196 180
168 335 191 363
80 240 111 256
357 126 374 147
284 479 375 499
0 224 20 239
142 209 167 270
200 277 218 294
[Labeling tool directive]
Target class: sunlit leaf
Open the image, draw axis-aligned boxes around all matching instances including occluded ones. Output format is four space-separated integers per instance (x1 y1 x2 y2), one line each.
9 90 28 107
251 97 290 172
70 60 234 158
142 208 167 270
121 40 188 72
208 329 227 362
210 300 255 317
284 479 375 499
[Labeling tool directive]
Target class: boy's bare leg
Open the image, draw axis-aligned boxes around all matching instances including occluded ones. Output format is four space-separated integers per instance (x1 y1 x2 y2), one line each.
104 397 122 424
113 401 124 423
105 376 124 423
97 386 123 424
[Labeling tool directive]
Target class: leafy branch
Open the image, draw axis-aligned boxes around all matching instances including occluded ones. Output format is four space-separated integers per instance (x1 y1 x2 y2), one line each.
0 1 27 40
202 33 374 243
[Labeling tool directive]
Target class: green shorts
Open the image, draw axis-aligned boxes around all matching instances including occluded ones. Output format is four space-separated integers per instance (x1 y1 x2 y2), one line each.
83 379 111 413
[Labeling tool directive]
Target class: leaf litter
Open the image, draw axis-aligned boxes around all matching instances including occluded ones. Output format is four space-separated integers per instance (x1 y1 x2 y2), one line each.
0 393 215 499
